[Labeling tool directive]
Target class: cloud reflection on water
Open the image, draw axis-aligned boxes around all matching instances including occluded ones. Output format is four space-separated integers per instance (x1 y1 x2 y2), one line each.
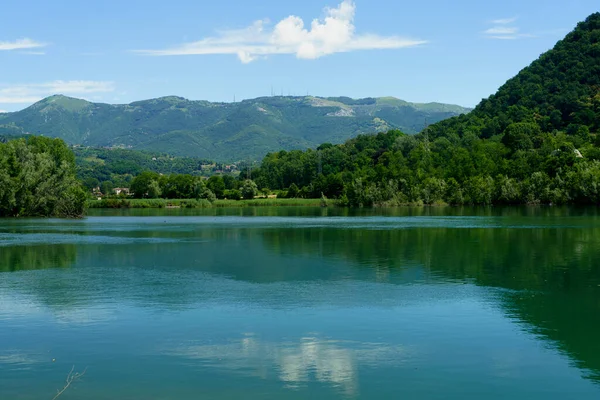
167 334 408 397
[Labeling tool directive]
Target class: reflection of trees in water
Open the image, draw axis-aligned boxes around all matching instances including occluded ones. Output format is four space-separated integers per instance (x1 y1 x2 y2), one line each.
262 226 600 288
0 244 76 272
261 225 600 384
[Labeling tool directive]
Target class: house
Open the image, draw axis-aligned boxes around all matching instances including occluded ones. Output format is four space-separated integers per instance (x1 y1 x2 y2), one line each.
113 188 130 196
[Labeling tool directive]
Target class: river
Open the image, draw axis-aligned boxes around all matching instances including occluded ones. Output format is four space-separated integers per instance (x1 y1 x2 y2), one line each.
1 207 599 399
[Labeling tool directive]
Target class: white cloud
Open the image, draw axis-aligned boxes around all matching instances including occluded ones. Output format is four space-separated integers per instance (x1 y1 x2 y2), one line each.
0 96 43 104
0 38 46 51
20 51 46 56
0 110 8 113
491 17 518 25
134 0 426 63
484 17 532 40
0 80 115 104
484 27 519 35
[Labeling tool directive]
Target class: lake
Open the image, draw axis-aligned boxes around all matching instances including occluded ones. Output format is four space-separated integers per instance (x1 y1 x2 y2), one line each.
1 207 600 399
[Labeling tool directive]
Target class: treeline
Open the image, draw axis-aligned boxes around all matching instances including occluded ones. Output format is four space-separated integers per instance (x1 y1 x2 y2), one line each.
127 171 259 201
248 129 600 206
0 137 86 217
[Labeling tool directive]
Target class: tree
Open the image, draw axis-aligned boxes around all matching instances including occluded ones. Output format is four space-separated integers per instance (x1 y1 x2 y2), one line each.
0 137 86 217
194 180 216 202
130 171 159 198
82 177 100 190
241 179 259 200
100 181 114 197
287 183 299 198
224 189 242 200
502 122 538 152
207 175 226 199
162 174 195 198
222 174 237 190
147 180 162 199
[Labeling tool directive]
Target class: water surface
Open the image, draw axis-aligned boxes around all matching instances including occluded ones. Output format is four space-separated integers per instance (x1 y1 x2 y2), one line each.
1 207 600 399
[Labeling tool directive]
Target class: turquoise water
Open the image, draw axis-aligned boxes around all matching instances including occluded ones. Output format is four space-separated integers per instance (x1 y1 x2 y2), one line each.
1 207 600 399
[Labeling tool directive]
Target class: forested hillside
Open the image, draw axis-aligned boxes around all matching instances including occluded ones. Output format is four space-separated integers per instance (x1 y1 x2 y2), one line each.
250 13 600 206
0 95 469 160
427 13 600 141
74 147 216 191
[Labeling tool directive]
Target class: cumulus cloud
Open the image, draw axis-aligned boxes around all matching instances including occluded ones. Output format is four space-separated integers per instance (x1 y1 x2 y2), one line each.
0 80 115 104
0 38 46 51
134 0 426 63
484 17 532 40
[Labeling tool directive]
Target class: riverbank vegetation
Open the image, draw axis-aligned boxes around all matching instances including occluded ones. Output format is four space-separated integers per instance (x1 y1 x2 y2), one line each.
87 197 324 209
0 137 86 217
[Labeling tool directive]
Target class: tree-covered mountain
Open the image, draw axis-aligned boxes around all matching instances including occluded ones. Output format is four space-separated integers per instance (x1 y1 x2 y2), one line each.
427 12 600 142
249 13 600 206
0 95 470 161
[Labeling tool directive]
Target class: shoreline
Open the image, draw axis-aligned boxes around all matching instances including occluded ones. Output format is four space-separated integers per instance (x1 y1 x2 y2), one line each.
87 198 327 209
85 198 587 210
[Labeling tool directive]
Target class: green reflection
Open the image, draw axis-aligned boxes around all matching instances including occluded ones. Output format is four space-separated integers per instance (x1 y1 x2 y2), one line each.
0 244 76 272
261 224 600 383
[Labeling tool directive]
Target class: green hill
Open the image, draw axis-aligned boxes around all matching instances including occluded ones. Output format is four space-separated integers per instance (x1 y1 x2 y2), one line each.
0 95 470 161
427 12 600 141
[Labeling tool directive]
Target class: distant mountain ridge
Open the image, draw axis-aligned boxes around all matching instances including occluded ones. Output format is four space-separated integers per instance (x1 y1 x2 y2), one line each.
0 94 470 161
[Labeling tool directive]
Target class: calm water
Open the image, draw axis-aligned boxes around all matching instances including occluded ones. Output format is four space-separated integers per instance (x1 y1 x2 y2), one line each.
1 207 600 399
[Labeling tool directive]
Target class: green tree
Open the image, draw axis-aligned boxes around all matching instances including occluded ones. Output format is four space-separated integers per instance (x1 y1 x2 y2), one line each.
100 181 114 197
222 175 237 190
130 171 160 198
0 137 86 217
207 176 226 199
194 179 216 202
287 183 299 198
502 123 538 152
224 189 242 200
147 180 162 199
241 180 259 200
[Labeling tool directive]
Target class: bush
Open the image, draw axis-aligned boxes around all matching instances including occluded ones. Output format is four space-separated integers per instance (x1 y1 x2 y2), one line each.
224 189 242 200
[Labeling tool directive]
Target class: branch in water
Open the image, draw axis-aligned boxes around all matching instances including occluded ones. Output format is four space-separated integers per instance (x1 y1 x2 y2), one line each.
52 366 87 400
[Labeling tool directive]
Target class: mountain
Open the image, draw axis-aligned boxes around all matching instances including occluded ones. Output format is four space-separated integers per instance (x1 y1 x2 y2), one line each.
0 95 470 161
427 12 600 142
250 13 600 206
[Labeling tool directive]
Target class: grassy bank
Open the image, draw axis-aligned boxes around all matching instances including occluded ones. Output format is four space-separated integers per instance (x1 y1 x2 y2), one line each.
87 198 326 209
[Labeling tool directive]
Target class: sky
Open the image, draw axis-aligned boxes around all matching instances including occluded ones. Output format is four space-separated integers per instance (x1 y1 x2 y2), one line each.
0 0 598 112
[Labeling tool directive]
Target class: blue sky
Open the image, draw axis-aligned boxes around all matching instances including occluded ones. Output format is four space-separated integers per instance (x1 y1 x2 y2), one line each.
0 0 598 112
